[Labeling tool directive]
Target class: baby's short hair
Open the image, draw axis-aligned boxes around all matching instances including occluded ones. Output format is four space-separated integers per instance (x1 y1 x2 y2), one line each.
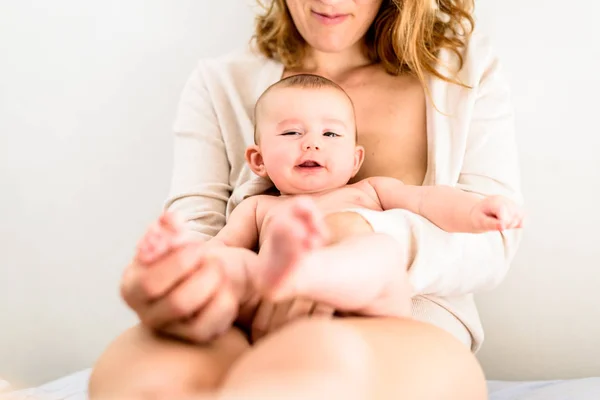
253 74 356 143
273 73 345 91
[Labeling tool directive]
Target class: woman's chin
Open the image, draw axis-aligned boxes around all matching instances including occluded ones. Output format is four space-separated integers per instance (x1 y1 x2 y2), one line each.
305 37 355 54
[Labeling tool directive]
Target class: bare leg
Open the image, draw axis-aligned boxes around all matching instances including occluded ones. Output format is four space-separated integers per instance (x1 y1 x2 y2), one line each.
254 197 411 317
91 215 261 399
89 319 485 400
91 209 484 399
88 325 250 399
218 317 487 400
219 319 373 400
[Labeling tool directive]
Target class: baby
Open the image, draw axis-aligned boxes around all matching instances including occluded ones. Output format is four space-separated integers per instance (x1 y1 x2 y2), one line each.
137 74 523 340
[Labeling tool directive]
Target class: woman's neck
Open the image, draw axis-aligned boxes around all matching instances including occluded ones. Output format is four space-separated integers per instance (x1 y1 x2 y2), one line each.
296 43 373 82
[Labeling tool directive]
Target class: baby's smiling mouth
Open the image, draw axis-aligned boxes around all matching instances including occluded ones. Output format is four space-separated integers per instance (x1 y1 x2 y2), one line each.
297 160 322 168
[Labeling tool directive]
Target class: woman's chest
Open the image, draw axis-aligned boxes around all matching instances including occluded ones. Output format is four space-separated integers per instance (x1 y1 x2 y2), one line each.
344 73 428 186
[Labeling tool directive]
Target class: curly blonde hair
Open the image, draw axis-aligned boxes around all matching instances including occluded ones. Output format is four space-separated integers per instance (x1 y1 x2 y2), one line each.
253 0 475 88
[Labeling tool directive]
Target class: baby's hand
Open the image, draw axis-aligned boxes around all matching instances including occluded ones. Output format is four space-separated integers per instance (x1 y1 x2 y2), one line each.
470 195 524 232
135 212 193 266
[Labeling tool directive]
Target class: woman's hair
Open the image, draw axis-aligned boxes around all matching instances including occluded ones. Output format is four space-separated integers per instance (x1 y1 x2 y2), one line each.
253 0 475 88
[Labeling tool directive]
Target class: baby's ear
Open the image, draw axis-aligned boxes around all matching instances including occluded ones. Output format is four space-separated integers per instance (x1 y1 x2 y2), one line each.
351 145 365 177
245 145 268 178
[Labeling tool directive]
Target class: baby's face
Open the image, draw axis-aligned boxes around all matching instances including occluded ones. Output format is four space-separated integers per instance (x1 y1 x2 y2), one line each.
254 86 363 195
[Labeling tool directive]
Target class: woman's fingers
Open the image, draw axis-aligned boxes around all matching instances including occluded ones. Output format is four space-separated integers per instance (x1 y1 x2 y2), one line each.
141 263 224 328
162 287 239 343
123 243 206 305
120 263 145 310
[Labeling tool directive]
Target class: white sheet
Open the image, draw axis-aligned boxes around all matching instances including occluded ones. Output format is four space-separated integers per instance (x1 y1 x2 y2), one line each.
2 369 600 399
0 370 90 400
488 378 600 400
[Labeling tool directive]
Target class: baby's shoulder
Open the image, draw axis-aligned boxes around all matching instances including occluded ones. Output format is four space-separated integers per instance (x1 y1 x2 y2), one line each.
254 193 281 205
347 178 381 195
253 194 285 216
324 182 379 205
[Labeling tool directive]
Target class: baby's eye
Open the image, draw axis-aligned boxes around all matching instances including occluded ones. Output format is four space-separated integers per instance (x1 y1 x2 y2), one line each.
281 131 301 136
323 131 340 138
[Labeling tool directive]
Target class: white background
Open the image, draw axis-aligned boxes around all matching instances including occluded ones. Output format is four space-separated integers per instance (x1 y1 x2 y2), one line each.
1 0 599 387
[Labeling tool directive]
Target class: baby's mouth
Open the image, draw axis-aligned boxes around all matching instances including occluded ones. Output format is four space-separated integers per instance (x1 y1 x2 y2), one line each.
297 160 322 168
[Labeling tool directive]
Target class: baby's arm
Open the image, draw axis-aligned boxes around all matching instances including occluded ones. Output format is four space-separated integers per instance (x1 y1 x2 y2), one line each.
367 177 523 233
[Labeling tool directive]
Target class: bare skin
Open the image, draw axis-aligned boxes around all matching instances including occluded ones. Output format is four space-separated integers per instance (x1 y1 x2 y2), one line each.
233 180 523 250
89 74 493 398
134 202 412 400
285 65 430 186
254 197 412 317
133 199 409 340
91 213 489 400
89 1 497 396
134 177 521 340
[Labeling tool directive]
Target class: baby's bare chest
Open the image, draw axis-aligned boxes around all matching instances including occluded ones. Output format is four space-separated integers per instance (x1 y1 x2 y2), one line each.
257 186 381 235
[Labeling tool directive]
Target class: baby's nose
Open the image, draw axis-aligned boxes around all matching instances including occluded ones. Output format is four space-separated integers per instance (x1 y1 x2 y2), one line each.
302 141 320 151
302 136 322 151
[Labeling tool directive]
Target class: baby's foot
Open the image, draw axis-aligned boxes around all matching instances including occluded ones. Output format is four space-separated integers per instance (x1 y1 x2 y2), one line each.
136 212 188 265
255 197 330 300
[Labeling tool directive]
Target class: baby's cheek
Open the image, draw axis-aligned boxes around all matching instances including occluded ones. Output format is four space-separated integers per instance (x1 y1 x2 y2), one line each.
265 152 293 177
274 149 295 165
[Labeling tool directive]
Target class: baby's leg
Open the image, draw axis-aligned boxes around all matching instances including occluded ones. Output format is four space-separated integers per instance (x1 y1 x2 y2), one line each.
255 198 411 318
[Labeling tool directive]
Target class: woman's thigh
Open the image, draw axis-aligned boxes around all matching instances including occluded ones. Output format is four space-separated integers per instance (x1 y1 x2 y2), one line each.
224 317 486 400
88 324 250 399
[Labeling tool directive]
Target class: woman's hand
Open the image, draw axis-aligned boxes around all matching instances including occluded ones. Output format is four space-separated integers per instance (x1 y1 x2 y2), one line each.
251 298 335 342
120 243 244 343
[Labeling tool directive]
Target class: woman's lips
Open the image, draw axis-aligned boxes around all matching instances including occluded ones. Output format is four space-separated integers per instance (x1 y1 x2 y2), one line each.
311 10 349 25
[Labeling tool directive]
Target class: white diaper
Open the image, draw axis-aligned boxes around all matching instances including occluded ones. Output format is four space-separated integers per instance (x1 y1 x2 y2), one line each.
338 207 411 241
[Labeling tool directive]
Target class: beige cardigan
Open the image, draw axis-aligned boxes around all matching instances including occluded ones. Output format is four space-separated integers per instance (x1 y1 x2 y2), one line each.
165 30 523 351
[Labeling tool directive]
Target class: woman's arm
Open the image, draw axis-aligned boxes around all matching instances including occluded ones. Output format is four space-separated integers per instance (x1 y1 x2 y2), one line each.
380 35 523 297
164 61 231 241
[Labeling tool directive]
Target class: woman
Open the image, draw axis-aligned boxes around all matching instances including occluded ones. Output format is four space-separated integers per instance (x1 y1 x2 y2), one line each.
89 0 522 398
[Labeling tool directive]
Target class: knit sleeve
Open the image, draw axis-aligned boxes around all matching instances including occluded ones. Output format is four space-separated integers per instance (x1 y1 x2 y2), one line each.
164 61 231 241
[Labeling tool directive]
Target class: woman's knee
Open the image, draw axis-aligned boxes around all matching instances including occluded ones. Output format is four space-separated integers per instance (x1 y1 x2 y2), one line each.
88 324 249 399
228 317 486 400
224 318 372 389
281 317 372 367
342 317 488 400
